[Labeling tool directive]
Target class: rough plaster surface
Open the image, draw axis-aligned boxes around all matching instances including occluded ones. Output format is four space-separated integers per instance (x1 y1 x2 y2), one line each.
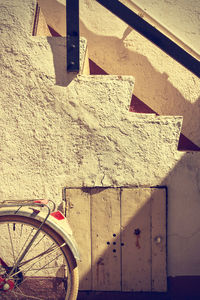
165 152 200 275
38 0 200 146
79 0 200 147
131 0 200 55
1 0 200 277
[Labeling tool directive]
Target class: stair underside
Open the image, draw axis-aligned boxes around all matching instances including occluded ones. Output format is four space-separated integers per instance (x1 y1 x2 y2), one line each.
89 59 200 152
39 20 199 152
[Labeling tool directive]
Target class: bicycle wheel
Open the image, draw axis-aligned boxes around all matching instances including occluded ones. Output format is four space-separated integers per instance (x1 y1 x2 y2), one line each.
0 215 79 300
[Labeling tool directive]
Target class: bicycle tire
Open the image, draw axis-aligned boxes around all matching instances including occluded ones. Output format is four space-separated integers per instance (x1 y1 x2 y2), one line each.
0 214 79 300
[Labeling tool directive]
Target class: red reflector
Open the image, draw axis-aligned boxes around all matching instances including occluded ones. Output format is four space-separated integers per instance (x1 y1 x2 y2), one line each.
50 211 65 220
34 199 49 204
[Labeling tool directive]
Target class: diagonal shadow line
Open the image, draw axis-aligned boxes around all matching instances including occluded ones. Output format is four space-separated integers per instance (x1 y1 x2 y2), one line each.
46 23 200 151
37 10 200 147
96 0 200 78
34 11 200 298
79 19 200 148
89 59 200 152
75 149 200 298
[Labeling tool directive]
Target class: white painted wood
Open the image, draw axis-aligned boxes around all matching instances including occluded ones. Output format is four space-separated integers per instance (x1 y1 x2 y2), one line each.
151 188 167 291
91 188 121 291
65 187 166 292
66 188 92 290
121 188 152 291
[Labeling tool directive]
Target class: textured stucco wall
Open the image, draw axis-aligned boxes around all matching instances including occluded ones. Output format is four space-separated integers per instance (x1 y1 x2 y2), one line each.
131 0 200 55
38 0 200 147
1 0 200 279
165 152 200 276
79 0 200 147
2 0 182 197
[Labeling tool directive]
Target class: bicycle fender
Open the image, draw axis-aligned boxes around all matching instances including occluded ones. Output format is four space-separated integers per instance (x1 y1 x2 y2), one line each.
0 207 80 261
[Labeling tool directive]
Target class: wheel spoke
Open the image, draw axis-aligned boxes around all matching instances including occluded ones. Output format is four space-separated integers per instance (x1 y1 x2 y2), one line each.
0 216 78 299
18 243 55 267
8 288 19 299
11 289 44 300
10 242 66 279
23 252 63 277
7 224 16 265
14 226 35 266
29 234 46 252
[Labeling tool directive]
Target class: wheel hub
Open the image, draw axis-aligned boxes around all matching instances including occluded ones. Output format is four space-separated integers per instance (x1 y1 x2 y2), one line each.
0 265 23 292
0 277 15 292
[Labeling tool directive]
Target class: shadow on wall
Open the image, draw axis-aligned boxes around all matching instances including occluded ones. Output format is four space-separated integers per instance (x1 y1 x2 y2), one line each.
33 14 200 298
79 20 200 147
89 59 200 151
44 23 200 295
46 22 200 150
74 151 200 299
47 36 76 86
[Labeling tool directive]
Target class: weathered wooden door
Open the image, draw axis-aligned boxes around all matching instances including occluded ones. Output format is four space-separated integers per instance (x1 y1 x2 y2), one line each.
65 187 167 292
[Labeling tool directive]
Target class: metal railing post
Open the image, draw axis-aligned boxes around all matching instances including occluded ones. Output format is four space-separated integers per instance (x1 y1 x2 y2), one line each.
67 0 79 72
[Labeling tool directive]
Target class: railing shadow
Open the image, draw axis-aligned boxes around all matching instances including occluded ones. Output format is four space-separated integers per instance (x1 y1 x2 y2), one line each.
80 20 200 147
47 37 76 86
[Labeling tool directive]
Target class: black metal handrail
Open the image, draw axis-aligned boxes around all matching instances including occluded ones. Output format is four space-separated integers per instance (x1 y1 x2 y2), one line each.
66 0 199 77
67 0 79 72
96 0 200 78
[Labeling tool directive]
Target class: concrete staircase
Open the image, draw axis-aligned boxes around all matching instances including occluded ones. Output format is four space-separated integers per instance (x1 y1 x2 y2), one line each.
33 4 184 188
1 1 200 298
37 0 200 150
0 0 181 195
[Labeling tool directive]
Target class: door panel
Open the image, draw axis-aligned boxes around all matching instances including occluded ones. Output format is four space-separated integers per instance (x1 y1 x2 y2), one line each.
66 188 92 290
121 188 152 291
151 188 167 291
66 187 167 292
91 188 121 291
